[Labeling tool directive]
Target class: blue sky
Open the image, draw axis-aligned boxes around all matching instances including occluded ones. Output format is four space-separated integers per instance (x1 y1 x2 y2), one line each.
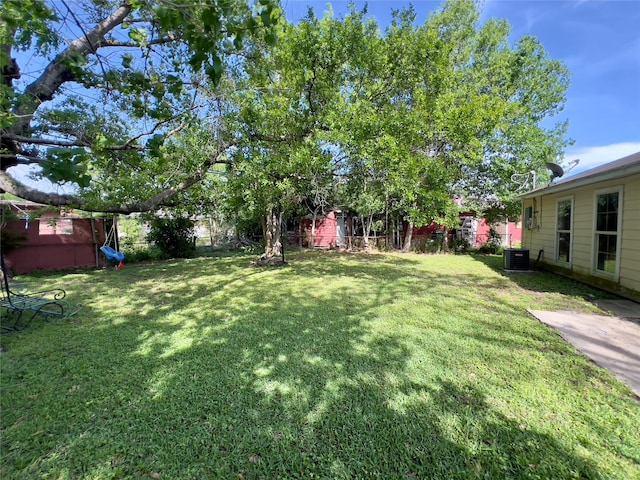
283 0 640 175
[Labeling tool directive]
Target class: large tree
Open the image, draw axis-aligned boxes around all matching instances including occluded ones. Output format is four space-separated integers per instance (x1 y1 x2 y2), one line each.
0 0 278 212
2 0 570 253
378 1 570 249
220 0 570 255
222 7 349 255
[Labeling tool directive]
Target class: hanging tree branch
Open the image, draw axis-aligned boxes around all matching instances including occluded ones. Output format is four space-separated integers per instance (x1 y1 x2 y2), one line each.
0 136 239 213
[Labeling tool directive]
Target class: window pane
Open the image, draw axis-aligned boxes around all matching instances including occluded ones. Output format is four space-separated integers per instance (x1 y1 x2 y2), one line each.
596 233 617 273
598 234 614 253
557 200 571 231
558 232 570 262
39 217 74 236
597 252 617 273
607 212 617 232
596 192 619 232
595 192 619 274
597 195 608 213
598 234 606 252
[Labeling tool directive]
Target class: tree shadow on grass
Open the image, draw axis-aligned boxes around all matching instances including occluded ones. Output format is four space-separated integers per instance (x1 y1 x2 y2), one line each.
470 254 619 302
1 252 634 478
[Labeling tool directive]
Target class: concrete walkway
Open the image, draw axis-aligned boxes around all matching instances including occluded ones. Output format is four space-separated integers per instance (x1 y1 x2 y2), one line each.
528 300 640 398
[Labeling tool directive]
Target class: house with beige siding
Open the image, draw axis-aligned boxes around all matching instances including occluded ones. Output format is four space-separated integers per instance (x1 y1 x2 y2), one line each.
518 151 640 301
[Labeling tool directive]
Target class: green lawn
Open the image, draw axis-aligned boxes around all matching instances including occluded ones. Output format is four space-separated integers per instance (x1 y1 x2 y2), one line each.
1 251 638 479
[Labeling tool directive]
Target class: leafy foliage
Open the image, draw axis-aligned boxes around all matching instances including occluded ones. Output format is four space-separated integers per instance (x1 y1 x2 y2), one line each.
2 0 570 237
145 216 196 258
1 0 279 212
477 227 504 254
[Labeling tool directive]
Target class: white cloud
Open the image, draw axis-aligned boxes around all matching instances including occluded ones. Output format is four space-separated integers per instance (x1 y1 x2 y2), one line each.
562 142 640 176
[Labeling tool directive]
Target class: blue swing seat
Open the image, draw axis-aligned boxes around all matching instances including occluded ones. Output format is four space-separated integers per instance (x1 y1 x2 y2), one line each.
100 245 125 262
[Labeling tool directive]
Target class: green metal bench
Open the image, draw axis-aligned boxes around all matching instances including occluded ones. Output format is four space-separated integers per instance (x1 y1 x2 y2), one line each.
1 254 82 332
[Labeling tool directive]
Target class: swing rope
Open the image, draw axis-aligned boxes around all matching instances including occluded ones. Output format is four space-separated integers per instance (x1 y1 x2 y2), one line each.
9 202 31 229
100 217 125 269
103 217 116 247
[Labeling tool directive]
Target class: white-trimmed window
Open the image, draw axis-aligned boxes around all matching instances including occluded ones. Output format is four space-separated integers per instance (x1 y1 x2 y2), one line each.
556 197 573 264
39 217 74 235
593 187 623 279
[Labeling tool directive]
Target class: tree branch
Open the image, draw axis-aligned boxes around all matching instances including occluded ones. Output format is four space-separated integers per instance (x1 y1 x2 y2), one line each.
0 153 41 165
1 133 90 148
104 107 199 151
102 35 178 47
0 137 239 213
5 106 197 153
0 170 83 207
8 3 133 140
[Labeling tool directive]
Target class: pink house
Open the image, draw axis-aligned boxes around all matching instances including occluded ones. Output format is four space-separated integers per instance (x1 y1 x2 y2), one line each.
458 214 522 248
299 210 522 250
301 211 341 247
402 215 521 248
1 201 107 275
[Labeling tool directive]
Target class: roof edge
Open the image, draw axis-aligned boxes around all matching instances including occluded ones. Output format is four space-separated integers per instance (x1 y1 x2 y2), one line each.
518 151 640 199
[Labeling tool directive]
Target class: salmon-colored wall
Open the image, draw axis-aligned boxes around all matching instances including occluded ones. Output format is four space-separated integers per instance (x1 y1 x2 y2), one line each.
473 219 522 247
300 212 522 249
412 222 442 236
2 216 105 275
401 217 522 247
302 211 338 247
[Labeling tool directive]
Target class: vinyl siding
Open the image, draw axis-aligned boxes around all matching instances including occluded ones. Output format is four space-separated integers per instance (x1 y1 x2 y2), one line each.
620 177 640 293
571 194 592 273
521 173 640 298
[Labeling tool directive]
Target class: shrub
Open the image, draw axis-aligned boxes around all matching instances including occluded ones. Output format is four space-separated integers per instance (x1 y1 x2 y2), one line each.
121 245 166 263
453 238 471 253
477 227 503 255
146 217 196 259
0 227 26 252
118 216 146 250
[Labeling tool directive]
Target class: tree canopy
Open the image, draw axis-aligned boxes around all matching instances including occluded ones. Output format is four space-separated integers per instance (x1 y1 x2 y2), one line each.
1 0 279 212
1 0 570 232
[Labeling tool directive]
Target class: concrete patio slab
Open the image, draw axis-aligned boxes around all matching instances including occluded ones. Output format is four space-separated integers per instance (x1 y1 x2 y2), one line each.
592 299 640 319
528 309 640 398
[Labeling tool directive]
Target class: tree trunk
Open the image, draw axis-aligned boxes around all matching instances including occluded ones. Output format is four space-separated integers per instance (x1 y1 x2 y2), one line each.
402 222 414 253
263 207 281 257
361 216 369 250
363 214 374 251
441 227 449 253
345 212 353 250
311 210 318 248
298 220 303 250
208 216 216 247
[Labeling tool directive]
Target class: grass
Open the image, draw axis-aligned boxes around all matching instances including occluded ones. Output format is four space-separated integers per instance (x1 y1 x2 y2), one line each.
1 251 638 479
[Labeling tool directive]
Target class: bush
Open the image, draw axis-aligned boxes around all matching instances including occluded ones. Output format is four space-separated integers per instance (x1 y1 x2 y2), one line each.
146 217 196 259
121 245 166 263
477 243 503 255
477 227 503 255
453 238 471 253
0 227 26 252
